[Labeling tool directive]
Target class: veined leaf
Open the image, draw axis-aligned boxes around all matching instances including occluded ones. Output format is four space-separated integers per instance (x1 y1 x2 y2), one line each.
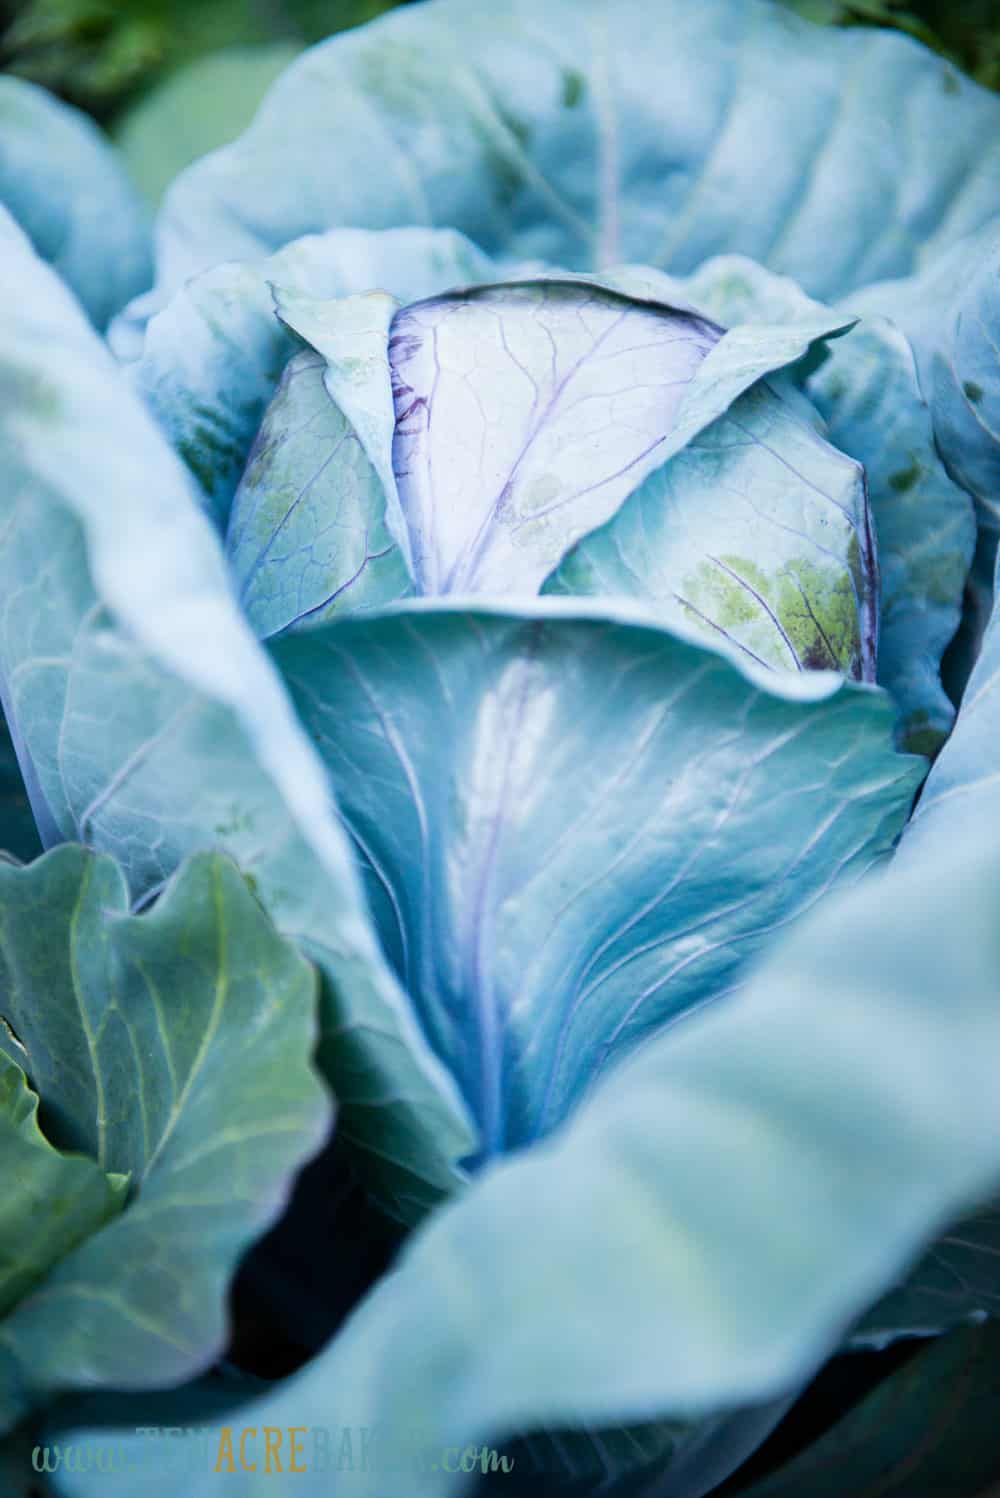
0 847 328 1432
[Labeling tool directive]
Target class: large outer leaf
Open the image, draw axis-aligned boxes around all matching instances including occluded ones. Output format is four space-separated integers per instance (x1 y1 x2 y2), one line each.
45 826 1000 1498
0 77 151 330
276 598 922 1155
0 208 475 1217
0 847 327 1432
140 0 1000 320
126 227 494 526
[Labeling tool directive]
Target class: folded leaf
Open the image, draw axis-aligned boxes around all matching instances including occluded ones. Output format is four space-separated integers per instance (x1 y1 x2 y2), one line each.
263 272 872 669
0 76 151 330
0 1054 124 1319
0 847 328 1432
0 209 475 1218
141 0 1000 323
546 379 876 680
45 824 1000 1498
276 597 922 1156
127 227 494 526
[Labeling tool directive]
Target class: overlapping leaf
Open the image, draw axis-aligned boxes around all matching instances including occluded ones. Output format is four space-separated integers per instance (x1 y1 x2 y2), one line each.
138 0 1000 324
0 209 475 1217
44 824 1000 1498
0 846 328 1432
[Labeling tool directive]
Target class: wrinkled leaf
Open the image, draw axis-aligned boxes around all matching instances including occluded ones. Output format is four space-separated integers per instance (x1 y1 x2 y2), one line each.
141 0 1000 321
0 847 328 1432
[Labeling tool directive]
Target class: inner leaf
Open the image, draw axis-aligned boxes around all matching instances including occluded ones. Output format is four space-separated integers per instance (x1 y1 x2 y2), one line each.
388 281 721 593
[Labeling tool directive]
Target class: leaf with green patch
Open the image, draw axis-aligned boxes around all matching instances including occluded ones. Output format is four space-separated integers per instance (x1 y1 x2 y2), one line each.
641 253 976 752
0 846 328 1433
545 378 876 680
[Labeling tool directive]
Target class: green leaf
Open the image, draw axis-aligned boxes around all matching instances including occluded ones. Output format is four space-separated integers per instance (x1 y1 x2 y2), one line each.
0 1053 124 1319
113 43 302 207
640 254 976 752
275 598 922 1154
226 347 415 637
0 75 151 330
141 0 1000 321
737 1322 1000 1497
0 846 328 1433
44 825 1000 1498
0 207 475 1219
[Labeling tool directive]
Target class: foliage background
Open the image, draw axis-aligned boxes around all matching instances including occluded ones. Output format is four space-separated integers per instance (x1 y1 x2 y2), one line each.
1 0 997 129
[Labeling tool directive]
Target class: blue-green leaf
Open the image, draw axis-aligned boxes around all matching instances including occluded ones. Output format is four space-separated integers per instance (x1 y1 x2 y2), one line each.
142 0 1000 319
546 378 876 679
641 254 977 752
260 272 867 663
275 597 922 1156
226 349 415 637
0 847 328 1433
0 77 151 330
46 825 1000 1498
0 209 475 1218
